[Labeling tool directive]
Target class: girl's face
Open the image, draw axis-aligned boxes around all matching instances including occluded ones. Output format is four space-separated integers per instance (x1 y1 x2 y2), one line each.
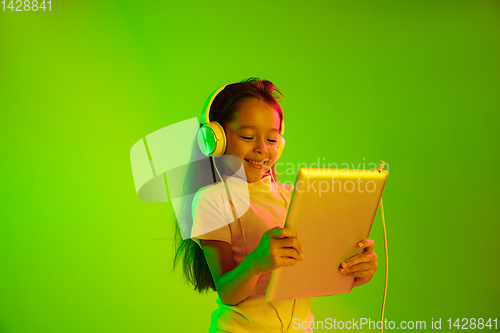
222 98 281 184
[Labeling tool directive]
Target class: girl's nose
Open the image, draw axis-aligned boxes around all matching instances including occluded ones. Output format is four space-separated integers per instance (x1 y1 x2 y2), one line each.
254 140 268 154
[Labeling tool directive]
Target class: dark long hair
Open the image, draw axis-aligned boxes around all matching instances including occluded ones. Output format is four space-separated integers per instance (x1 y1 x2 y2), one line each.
172 77 285 293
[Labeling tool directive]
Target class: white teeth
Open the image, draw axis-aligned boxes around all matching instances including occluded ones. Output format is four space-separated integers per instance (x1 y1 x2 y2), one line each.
247 159 266 165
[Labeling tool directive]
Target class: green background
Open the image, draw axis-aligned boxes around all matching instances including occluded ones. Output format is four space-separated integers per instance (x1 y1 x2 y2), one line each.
1 0 499 332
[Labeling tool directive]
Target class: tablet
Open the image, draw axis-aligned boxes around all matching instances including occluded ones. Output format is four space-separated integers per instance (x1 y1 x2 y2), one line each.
265 168 388 302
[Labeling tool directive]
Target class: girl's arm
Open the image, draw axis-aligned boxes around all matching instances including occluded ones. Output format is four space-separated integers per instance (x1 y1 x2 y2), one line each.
201 227 304 306
201 239 260 306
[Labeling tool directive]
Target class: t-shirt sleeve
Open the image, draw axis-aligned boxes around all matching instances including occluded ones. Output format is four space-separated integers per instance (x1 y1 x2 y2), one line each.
191 187 232 250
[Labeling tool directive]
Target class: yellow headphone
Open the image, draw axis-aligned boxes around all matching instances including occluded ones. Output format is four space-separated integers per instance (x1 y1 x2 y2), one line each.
197 82 286 161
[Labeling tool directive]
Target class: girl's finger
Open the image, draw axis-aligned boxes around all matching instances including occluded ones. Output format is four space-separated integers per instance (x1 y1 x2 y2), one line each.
358 239 375 254
340 253 372 269
278 248 304 261
279 257 299 267
271 227 298 239
342 269 375 278
264 226 281 237
277 237 303 253
340 261 377 274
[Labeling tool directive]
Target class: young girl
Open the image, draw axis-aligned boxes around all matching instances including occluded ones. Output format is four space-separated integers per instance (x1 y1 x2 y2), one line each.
173 78 379 332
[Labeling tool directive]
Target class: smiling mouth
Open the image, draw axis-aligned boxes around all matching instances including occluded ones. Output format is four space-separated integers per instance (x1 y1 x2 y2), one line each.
244 159 270 167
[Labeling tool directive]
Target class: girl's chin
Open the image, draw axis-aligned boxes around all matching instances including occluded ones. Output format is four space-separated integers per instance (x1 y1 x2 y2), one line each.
243 167 264 179
245 164 266 173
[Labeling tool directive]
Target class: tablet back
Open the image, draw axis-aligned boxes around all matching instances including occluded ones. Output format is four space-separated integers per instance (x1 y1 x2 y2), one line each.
265 168 388 301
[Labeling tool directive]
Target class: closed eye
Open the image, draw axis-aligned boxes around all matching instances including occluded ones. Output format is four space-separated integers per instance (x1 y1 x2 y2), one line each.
241 136 277 143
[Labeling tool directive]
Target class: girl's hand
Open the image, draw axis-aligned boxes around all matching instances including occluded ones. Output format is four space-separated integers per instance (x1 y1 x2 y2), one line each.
340 239 378 288
248 226 304 275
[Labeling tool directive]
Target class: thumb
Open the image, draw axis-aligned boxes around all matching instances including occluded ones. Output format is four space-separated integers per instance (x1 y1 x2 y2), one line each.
263 226 281 237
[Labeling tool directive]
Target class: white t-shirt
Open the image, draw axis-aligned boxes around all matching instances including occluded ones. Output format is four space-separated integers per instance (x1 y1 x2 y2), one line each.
191 174 314 332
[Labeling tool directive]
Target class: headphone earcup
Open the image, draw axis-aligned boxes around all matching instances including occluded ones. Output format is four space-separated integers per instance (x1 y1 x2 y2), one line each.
276 135 285 162
197 121 227 157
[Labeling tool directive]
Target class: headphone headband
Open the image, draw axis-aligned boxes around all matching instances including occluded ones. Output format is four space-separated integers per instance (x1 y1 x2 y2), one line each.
201 82 238 125
200 82 285 136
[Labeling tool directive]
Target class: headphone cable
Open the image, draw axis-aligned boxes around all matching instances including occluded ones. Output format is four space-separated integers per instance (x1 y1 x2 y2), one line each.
377 160 388 333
